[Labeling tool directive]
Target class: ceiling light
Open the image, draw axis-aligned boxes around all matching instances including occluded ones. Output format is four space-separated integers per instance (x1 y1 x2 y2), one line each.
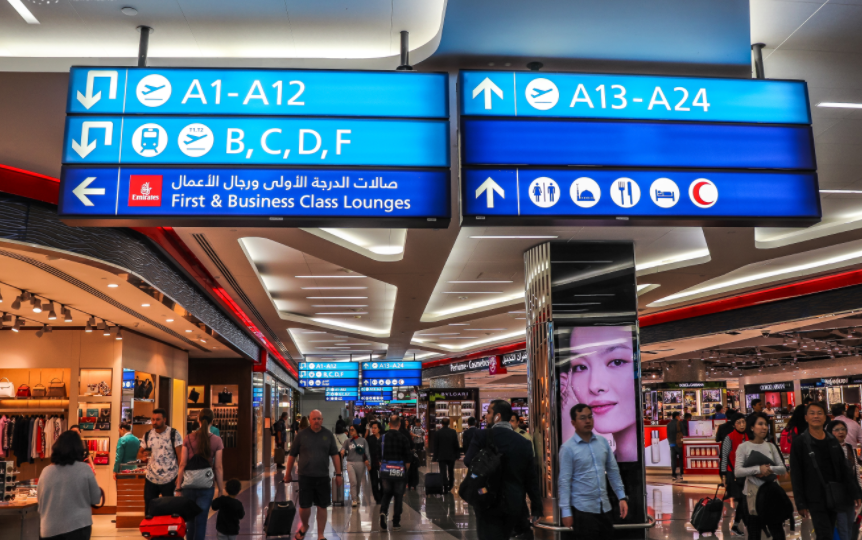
311 305 368 308
301 287 367 290
1 314 10 324
104 325 112 336
166 319 174 322
818 102 862 109
45 325 52 333
464 328 506 331
31 299 42 314
448 281 514 284
85 322 93 333
36 325 45 338
116 329 123 340
108 284 119 288
200 339 207 343
97 321 106 331
469 236 558 239
294 275 366 279
306 297 368 299
142 304 150 307
443 291 503 294
121 6 137 16
185 330 192 333
0 289 3 303
308 340 348 343
369 246 403 255
11 318 21 332
449 323 469 326
8 0 39 24
418 333 460 336
315 312 369 315
110 326 119 337
21 292 31 301
820 190 862 194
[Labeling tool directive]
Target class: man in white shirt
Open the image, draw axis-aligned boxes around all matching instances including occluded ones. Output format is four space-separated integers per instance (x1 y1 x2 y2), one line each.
833 403 862 449
137 409 183 511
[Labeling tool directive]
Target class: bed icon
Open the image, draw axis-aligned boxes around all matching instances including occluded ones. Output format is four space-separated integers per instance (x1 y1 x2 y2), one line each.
654 189 675 201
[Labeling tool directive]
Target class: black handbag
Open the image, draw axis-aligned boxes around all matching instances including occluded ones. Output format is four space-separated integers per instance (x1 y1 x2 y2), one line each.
218 388 232 404
803 433 849 510
188 388 200 404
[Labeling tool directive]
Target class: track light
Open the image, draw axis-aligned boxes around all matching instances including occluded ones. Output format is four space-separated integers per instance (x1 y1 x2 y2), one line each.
63 307 72 323
0 289 3 303
85 322 93 333
96 320 106 331
47 302 56 320
45 325 52 333
21 292 30 301
116 329 123 341
11 317 21 332
109 326 118 337
87 316 96 326
36 324 46 338
103 324 111 336
11 296 21 310
1 314 10 324
31 298 41 313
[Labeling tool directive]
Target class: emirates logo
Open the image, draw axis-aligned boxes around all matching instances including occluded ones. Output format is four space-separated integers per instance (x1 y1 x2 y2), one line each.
128 175 162 207
140 182 152 197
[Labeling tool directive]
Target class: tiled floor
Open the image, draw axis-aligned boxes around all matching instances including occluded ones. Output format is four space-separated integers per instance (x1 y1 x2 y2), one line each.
87 466 822 539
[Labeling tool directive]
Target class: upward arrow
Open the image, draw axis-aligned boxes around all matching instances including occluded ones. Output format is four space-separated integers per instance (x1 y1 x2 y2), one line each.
475 177 505 208
472 77 504 110
76 70 118 109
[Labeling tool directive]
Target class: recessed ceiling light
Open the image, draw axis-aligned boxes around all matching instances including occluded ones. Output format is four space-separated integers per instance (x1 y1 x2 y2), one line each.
469 236 558 239
301 287 367 290
185 330 192 333
108 284 119 288
121 6 138 16
449 323 469 326
818 102 862 109
443 291 502 294
142 304 150 307
369 246 403 255
820 190 862 194
8 0 39 24
448 281 513 284
315 312 369 315
166 319 174 322
418 333 461 336
308 340 348 343
515 317 526 319
306 297 368 299
311 305 368 308
294 275 366 278
465 328 506 331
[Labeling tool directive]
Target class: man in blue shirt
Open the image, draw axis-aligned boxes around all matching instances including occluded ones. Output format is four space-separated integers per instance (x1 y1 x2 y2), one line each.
559 403 628 537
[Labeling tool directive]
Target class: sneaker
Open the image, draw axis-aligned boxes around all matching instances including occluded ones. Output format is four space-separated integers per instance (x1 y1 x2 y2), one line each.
731 524 744 536
392 521 401 531
380 513 387 531
671 476 678 482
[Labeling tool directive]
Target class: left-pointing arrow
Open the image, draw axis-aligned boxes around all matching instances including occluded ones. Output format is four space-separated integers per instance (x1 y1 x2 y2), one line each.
72 177 104 206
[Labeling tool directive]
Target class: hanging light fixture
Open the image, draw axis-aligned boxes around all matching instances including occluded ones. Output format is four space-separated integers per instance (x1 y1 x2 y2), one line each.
103 324 112 336
116 328 123 341
21 292 31 301
85 321 93 333
10 295 21 310
35 324 46 338
47 302 56 321
11 317 22 332
31 298 41 313
96 320 106 331
63 307 72 323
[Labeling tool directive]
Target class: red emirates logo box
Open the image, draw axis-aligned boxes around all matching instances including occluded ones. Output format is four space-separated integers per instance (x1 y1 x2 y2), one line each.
128 175 163 207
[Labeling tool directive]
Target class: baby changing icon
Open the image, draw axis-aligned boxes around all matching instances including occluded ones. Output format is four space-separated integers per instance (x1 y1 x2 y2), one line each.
528 177 560 208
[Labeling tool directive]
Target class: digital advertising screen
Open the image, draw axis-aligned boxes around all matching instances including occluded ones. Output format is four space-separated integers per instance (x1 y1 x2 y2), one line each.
556 325 640 463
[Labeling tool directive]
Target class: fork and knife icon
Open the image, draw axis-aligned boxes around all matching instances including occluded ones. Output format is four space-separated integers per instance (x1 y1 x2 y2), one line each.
616 180 634 206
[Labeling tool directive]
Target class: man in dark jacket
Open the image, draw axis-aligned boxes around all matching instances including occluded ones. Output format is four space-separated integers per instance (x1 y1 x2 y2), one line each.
462 417 478 453
432 418 461 492
465 400 543 540
790 402 862 540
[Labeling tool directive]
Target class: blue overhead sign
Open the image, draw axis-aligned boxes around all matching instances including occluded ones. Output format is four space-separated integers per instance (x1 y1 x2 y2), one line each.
59 167 449 224
68 68 448 118
63 116 448 167
361 361 423 370
462 169 820 224
460 71 810 124
299 362 359 371
299 361 359 388
60 67 451 228
461 118 814 170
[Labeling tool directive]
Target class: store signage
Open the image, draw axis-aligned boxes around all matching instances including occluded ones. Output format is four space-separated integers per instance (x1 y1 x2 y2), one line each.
60 67 450 228
462 169 819 224
460 72 810 124
68 68 448 117
744 381 794 393
418 389 478 401
298 361 359 388
643 381 726 390
60 167 449 223
357 400 390 406
460 70 818 227
800 376 862 388
502 350 528 366
361 389 394 398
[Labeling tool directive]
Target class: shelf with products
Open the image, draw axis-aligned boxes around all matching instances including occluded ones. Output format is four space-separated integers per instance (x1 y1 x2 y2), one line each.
213 385 239 407
212 406 238 448
77 401 112 432
81 437 111 465
683 439 721 474
79 368 113 397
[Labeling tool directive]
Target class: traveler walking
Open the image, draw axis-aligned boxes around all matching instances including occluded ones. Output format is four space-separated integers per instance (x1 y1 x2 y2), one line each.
340 425 370 507
334 422 349 451
366 421 383 504
284 410 342 540
712 404 727 420
790 402 862 540
37 431 102 540
175 408 225 540
558 403 627 538
335 415 347 434
826 420 862 540
667 412 685 481
719 413 750 536
379 416 412 531
464 400 543 540
410 417 426 454
137 408 183 512
274 412 288 470
113 423 140 475
832 404 862 449
735 413 787 540
462 417 477 454
510 415 531 443
431 418 460 493
716 410 739 444
746 400 764 438
291 414 301 438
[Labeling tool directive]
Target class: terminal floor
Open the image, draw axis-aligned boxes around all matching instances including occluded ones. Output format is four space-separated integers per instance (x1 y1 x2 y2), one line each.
90 465 817 539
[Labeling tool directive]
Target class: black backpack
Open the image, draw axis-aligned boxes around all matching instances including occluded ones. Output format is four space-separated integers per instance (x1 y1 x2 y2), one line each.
458 429 503 511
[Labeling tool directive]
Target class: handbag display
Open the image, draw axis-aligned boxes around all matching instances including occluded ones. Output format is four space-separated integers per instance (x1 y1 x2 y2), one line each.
85 383 98 396
188 388 200 404
79 416 98 423
79 422 96 430
16 384 31 398
31 383 46 398
48 377 66 398
218 388 233 404
0 378 13 398
86 408 99 417
98 381 111 396
96 422 111 431
93 453 110 465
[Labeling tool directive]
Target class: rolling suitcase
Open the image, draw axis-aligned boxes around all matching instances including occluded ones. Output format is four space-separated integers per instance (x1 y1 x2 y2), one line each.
274 447 285 466
264 501 296 536
425 463 444 495
690 485 724 535
332 475 345 506
140 515 186 538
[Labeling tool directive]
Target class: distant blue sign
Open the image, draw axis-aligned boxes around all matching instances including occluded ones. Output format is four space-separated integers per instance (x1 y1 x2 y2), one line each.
463 169 820 222
63 116 449 167
461 118 814 170
361 361 423 370
362 376 422 387
300 379 358 388
361 390 394 398
460 71 810 124
299 361 359 388
68 68 448 118
59 167 449 223
300 362 358 371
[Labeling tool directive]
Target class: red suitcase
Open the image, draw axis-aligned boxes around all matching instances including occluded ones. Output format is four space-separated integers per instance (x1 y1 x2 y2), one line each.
140 515 187 538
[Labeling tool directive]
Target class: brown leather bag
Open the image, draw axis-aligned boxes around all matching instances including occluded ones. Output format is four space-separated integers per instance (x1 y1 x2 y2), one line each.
48 377 66 398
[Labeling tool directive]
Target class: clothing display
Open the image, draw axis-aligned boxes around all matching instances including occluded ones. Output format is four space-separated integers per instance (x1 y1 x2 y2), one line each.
1 414 66 465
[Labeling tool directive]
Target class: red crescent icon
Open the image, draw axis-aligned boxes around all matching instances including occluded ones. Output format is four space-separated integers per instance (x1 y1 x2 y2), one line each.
692 181 714 206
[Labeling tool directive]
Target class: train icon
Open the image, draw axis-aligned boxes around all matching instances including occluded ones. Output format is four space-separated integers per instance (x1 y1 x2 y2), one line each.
141 128 161 150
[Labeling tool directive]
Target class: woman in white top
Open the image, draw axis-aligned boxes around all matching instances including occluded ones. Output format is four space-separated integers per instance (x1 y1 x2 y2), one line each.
735 413 787 540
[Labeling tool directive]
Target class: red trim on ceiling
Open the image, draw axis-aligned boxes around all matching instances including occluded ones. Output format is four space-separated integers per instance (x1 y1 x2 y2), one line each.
639 267 862 327
421 341 526 369
132 226 298 378
0 165 60 205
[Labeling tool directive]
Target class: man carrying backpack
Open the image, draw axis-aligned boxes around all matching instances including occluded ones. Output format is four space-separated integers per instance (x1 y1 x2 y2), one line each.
137 409 183 512
463 400 542 540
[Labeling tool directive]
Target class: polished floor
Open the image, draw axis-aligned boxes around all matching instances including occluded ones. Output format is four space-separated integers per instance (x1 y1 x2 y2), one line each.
87 465 824 539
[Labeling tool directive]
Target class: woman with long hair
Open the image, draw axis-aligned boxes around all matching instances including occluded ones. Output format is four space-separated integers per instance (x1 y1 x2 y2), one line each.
784 404 809 436
175 408 225 540
299 416 310 431
339 425 370 506
736 414 787 540
68 425 96 474
38 431 102 540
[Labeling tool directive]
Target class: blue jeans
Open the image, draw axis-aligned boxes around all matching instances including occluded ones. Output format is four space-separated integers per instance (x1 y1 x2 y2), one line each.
183 486 215 540
836 508 858 540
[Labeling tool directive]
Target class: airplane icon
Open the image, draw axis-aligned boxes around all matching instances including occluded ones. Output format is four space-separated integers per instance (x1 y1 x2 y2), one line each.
142 84 166 95
531 87 554 98
184 133 209 145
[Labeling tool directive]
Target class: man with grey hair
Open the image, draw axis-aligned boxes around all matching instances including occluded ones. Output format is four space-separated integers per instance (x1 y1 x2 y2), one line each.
285 410 342 540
